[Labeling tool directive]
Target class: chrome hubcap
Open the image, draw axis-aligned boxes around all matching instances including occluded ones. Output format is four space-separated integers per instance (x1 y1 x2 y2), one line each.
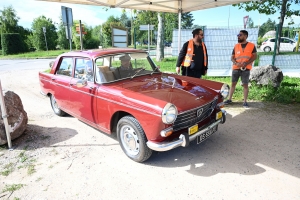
120 125 139 156
51 96 59 112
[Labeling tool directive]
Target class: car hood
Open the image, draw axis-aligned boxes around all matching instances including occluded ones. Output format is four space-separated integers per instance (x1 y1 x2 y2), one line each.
113 74 218 111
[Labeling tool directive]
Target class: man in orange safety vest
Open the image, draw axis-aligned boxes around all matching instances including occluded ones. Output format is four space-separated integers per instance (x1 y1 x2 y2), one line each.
176 28 208 78
224 30 257 108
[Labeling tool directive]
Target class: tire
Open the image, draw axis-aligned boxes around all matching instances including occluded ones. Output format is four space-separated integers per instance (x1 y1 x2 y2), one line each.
50 94 66 116
117 116 152 162
293 47 296 52
264 46 271 52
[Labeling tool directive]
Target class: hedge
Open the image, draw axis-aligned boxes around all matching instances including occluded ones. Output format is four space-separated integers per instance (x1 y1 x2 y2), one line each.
1 33 25 55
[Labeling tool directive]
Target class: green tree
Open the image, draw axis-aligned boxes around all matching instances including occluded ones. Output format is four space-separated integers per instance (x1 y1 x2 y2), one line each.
31 16 57 51
101 16 123 47
57 17 69 50
258 18 276 37
247 17 254 28
181 12 194 29
0 5 19 33
234 0 300 54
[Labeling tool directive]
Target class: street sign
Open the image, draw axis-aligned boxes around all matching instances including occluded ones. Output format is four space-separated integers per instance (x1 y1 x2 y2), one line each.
140 25 154 31
42 27 46 33
61 6 73 26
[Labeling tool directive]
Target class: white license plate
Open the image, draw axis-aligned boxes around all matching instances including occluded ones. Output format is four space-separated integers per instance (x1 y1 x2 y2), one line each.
197 125 218 144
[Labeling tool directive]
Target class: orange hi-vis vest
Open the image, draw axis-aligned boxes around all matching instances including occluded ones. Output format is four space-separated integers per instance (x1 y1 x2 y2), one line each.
182 39 207 67
233 42 255 70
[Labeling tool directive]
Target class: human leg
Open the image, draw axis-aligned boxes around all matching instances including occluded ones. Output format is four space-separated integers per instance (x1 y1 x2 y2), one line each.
224 70 240 104
241 70 250 103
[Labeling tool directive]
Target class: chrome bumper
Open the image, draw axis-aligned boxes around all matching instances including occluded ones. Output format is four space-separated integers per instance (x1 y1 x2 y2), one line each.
147 110 226 152
40 91 47 96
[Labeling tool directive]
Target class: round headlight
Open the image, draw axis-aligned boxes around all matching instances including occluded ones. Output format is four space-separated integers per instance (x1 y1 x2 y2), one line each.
221 84 230 99
162 103 178 124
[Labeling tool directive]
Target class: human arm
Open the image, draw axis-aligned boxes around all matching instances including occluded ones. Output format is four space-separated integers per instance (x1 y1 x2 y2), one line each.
176 42 188 74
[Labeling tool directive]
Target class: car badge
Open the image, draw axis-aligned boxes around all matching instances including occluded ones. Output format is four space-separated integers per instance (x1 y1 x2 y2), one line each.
197 108 203 117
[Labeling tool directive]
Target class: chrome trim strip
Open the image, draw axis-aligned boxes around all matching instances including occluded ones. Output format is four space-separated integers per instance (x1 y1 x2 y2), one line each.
147 119 222 152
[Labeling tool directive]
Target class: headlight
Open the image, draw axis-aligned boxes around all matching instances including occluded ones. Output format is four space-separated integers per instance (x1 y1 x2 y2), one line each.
162 103 178 124
220 84 230 99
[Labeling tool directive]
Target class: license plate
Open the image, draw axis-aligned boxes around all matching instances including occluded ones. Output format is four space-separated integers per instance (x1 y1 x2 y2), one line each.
216 111 222 120
197 125 218 144
188 124 198 135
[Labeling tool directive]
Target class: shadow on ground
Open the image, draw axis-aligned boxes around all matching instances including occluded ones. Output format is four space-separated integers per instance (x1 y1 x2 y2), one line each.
146 102 300 179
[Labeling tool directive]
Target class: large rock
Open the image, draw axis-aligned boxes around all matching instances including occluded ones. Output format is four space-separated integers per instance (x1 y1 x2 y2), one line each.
250 65 283 87
0 91 28 145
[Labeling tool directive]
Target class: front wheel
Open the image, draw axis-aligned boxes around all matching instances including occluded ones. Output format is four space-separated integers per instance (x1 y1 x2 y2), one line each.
117 116 152 162
50 94 66 116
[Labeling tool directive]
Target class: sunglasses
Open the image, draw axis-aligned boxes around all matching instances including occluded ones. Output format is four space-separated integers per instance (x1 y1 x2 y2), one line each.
237 34 243 37
198 34 204 36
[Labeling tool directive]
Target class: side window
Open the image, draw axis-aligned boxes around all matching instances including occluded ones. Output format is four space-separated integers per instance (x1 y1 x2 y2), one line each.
270 39 275 42
74 58 94 82
56 57 73 77
95 56 115 83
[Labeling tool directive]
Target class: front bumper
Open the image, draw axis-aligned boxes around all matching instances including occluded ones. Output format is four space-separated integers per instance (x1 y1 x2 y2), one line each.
147 110 226 152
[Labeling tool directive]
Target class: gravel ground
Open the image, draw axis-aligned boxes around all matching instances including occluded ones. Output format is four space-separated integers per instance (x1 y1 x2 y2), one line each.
0 59 300 200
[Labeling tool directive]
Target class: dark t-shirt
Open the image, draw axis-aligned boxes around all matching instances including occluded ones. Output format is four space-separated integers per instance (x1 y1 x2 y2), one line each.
176 41 208 71
232 42 257 55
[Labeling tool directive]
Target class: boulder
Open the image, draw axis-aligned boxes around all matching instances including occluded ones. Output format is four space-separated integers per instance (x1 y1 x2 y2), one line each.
249 65 283 87
0 91 28 145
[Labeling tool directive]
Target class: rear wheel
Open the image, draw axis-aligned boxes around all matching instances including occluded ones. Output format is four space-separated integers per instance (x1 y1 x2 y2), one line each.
264 46 271 52
50 94 66 116
117 116 152 162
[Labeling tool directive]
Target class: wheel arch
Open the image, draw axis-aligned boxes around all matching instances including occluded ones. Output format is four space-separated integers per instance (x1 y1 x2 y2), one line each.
110 111 133 137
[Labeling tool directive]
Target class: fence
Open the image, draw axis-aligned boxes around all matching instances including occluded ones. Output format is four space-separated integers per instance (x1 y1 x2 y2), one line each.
168 26 300 77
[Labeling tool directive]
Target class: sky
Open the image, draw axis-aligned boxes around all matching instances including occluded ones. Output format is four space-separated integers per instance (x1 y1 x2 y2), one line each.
1 0 300 29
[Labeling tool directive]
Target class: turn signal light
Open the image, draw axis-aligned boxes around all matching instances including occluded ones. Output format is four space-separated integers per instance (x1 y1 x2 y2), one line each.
160 127 173 137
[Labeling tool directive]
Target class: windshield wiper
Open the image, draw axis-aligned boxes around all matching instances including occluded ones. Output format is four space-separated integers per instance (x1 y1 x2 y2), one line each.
150 66 160 75
130 68 145 79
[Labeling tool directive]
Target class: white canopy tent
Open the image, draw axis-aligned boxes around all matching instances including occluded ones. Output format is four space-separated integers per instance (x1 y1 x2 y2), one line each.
37 0 252 48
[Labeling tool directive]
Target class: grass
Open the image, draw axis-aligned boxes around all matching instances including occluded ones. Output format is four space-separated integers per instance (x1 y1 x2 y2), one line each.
2 184 25 193
0 50 67 59
1 163 14 176
203 76 300 104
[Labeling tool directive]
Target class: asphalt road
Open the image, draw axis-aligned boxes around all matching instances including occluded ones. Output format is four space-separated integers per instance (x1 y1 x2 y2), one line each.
0 59 299 200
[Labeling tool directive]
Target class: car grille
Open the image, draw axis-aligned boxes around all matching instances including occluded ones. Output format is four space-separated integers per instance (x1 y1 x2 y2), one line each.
173 98 218 131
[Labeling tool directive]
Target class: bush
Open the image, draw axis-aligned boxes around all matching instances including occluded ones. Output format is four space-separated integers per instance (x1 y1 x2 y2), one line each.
1 33 25 55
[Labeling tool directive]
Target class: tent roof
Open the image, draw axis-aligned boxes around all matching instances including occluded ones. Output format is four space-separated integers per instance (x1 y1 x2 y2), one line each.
37 0 251 13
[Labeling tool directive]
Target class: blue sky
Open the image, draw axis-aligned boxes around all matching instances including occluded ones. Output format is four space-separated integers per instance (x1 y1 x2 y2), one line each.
1 0 300 29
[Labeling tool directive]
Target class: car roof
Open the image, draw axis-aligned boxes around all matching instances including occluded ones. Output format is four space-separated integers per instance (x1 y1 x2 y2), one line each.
59 48 147 59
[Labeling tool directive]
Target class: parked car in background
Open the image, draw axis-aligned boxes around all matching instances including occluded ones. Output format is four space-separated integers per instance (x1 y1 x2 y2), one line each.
164 41 171 47
260 37 299 52
294 33 298 42
39 48 228 163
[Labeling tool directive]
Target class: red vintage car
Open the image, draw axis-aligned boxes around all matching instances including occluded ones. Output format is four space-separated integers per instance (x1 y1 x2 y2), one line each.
39 48 229 162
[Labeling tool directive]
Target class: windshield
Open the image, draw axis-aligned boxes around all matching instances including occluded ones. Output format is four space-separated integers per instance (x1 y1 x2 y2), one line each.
95 52 159 83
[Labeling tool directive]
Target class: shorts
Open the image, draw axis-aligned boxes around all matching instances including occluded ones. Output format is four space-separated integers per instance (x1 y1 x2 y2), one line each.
232 69 250 84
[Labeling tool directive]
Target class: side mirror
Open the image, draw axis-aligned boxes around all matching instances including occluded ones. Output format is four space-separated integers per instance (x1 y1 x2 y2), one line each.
76 79 87 87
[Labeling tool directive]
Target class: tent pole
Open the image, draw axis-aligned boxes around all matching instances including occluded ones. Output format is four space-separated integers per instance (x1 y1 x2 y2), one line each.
0 80 12 149
178 11 182 56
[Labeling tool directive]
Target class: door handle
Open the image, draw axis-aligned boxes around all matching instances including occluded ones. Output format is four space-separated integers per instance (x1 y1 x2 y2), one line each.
51 77 56 80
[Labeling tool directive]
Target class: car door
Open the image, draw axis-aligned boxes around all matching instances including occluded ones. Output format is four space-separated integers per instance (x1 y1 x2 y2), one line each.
52 57 74 112
69 58 98 125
